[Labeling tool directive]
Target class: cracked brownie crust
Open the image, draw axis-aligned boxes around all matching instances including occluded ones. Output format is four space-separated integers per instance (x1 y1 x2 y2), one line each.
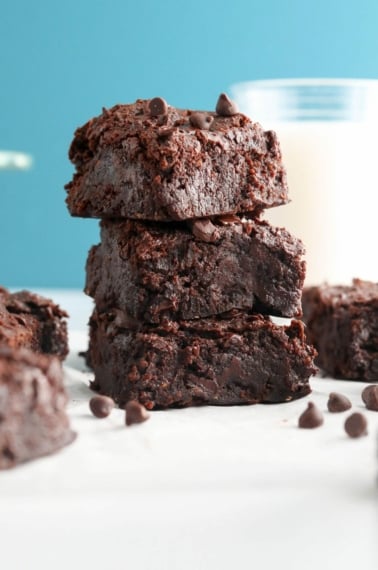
65 99 289 221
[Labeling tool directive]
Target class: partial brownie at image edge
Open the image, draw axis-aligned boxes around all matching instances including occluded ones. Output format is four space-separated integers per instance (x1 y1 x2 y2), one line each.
65 98 289 221
85 216 306 322
86 308 316 410
0 287 69 360
302 279 378 380
0 346 76 470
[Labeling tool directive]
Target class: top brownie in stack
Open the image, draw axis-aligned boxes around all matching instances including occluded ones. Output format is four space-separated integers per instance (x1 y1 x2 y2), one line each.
65 96 289 221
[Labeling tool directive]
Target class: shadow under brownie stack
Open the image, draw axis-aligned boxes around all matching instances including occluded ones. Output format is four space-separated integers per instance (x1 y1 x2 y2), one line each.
66 94 316 409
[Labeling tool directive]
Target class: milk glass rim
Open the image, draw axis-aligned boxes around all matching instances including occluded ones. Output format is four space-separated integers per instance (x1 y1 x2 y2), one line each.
231 78 378 91
230 78 378 122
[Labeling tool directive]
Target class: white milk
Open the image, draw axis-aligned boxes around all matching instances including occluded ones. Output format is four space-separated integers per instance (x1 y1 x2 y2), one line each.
231 78 378 285
265 121 378 285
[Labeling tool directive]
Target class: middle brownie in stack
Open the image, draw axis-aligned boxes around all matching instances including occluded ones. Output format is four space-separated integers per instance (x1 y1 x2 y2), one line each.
66 94 316 409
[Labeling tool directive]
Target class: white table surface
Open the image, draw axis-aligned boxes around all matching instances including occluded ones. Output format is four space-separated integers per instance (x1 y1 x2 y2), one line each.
1 290 377 570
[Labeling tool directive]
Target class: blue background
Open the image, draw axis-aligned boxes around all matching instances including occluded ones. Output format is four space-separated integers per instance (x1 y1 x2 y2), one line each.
1 0 378 287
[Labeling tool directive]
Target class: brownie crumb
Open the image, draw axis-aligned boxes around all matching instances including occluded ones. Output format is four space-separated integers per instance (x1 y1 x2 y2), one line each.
189 112 213 130
189 219 220 243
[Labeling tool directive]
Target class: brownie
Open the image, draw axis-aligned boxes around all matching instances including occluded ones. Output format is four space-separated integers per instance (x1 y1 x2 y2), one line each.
0 347 76 469
0 287 69 359
87 308 316 409
85 216 306 322
302 279 378 380
65 98 289 221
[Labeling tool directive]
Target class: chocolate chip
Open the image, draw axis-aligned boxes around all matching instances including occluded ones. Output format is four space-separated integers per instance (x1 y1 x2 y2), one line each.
89 395 115 418
157 127 175 139
189 112 213 130
148 97 168 117
327 392 352 413
125 400 150 426
361 385 378 411
298 402 324 428
189 219 220 243
215 93 239 116
344 412 368 438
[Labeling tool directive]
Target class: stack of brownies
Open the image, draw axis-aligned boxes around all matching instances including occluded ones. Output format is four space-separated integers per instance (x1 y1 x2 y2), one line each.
65 94 316 409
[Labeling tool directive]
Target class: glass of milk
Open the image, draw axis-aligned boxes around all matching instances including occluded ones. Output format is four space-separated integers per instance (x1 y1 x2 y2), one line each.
231 79 378 285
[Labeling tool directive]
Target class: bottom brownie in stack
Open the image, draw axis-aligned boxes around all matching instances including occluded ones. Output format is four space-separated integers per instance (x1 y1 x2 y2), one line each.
87 309 316 409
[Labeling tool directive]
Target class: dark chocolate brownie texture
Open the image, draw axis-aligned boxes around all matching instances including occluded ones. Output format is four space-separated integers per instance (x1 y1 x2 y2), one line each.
85 216 306 323
87 308 316 409
65 96 289 221
302 279 378 380
0 287 69 359
0 347 76 469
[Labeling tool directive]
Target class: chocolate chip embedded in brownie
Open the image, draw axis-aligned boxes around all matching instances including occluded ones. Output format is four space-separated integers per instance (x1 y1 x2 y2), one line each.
86 308 316 409
0 347 76 469
302 279 378 380
85 217 306 323
0 287 69 359
65 97 288 221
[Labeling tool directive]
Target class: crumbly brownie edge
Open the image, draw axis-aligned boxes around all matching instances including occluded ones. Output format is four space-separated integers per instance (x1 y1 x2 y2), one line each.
87 309 316 409
85 217 306 321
